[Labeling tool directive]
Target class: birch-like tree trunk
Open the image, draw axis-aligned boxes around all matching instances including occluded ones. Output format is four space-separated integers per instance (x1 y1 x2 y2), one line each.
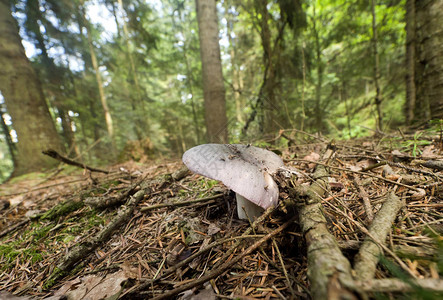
195 0 228 143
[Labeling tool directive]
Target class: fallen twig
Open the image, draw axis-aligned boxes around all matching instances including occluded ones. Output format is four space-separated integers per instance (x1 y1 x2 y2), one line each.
355 278 443 293
0 218 30 238
122 234 266 297
292 159 422 192
42 149 109 174
351 176 374 223
43 189 145 289
323 200 418 279
151 217 295 300
140 193 224 212
293 149 356 300
353 192 404 280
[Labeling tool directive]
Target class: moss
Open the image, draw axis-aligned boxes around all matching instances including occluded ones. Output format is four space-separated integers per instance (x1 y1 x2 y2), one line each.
31 223 54 240
41 200 84 221
43 267 66 290
8 172 47 184
100 180 121 189
0 241 45 271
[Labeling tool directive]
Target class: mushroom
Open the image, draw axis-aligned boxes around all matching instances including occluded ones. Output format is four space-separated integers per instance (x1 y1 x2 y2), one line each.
182 144 284 220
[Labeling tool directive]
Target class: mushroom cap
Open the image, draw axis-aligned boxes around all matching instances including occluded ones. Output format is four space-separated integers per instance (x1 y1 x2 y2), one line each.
182 144 284 209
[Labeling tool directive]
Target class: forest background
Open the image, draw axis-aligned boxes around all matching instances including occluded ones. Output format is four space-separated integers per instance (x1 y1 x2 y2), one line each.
0 0 441 181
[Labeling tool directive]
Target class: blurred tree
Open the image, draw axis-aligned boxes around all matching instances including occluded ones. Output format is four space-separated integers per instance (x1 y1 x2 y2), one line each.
195 0 228 143
22 0 78 155
116 0 149 140
411 0 443 123
79 1 116 151
371 0 383 131
405 0 415 125
0 0 65 175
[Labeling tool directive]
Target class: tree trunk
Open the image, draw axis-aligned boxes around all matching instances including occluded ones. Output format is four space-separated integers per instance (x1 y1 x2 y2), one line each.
312 5 324 133
225 2 244 124
371 0 383 131
24 0 78 156
413 0 443 123
0 0 64 175
117 0 149 139
174 6 201 144
195 0 229 144
257 0 279 137
405 0 416 124
80 4 115 150
73 12 106 158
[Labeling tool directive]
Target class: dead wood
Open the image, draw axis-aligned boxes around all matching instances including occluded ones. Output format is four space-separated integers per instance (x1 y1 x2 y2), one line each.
353 192 404 281
42 149 109 174
2 138 441 299
295 158 422 192
355 278 443 293
140 193 223 212
293 149 356 300
421 159 443 171
351 176 374 223
123 234 266 297
338 240 438 258
44 189 145 289
0 218 29 238
84 178 144 208
43 168 190 289
124 206 278 297
150 217 295 300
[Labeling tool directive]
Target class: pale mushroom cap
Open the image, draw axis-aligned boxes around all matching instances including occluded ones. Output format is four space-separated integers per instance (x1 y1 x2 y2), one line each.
182 144 283 209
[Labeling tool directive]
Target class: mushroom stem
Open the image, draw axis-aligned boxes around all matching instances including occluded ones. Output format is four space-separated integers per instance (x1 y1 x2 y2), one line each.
236 193 264 220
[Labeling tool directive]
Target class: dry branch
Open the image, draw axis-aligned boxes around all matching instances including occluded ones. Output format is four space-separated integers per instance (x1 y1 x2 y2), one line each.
44 189 145 288
353 192 404 281
151 217 295 300
293 156 356 300
355 278 443 293
123 234 266 297
352 176 374 223
140 193 223 212
42 149 109 174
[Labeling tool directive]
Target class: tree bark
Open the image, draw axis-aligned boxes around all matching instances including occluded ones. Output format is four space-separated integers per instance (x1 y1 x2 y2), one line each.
195 0 229 143
24 0 78 156
312 5 324 133
0 0 64 175
225 1 244 124
371 0 383 131
405 0 416 124
413 0 443 122
256 0 281 137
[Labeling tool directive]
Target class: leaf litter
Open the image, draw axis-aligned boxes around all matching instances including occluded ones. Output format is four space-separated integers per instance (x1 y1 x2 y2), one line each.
0 136 442 299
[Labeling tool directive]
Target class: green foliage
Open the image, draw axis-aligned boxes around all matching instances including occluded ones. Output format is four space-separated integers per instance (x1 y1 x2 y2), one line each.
0 0 410 170
402 131 431 157
378 255 443 300
0 141 13 182
0 202 108 274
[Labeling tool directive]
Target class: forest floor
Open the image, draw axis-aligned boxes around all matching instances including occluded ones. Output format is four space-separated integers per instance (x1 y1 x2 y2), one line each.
0 134 442 300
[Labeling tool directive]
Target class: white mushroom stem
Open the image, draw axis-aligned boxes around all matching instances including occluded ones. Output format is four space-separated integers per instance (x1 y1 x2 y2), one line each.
236 193 264 220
